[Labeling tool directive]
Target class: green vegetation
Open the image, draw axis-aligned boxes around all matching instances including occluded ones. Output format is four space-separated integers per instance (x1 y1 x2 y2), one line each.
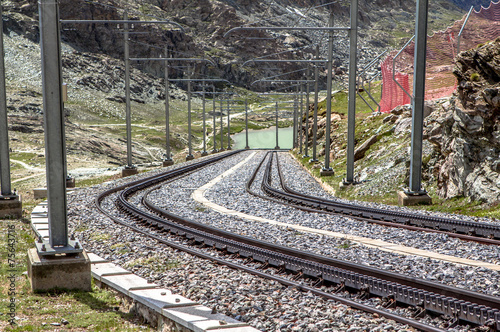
0 222 154 331
293 80 500 219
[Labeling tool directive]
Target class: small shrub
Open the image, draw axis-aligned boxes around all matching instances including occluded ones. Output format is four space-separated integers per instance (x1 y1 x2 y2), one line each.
470 72 480 82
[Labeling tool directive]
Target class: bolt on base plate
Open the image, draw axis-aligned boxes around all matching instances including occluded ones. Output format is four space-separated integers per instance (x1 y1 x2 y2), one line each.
35 237 83 256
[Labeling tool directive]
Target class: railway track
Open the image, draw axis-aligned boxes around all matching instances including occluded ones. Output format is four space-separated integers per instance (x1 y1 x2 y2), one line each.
253 151 500 246
96 150 500 331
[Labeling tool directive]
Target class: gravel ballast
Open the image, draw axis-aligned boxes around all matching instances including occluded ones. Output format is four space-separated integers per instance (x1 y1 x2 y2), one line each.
68 150 500 331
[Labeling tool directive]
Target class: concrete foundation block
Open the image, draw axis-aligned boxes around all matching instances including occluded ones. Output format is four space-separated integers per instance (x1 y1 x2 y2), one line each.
66 177 76 188
122 167 138 178
201 151 208 156
162 160 174 167
185 155 194 161
33 188 47 199
397 191 432 206
320 169 335 177
0 196 22 218
27 248 91 292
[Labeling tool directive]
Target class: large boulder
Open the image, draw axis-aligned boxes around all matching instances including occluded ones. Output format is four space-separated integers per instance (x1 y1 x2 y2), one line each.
426 38 500 203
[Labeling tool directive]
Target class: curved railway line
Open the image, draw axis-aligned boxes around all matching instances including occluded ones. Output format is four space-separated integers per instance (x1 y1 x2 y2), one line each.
253 151 500 246
95 150 500 331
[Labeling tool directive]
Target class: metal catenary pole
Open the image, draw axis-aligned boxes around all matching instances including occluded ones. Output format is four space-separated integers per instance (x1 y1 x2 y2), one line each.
245 99 250 149
39 0 79 252
227 97 231 150
408 0 429 194
0 2 13 198
201 81 208 156
293 90 298 149
322 13 335 174
212 86 217 152
275 102 280 149
219 97 224 151
186 69 194 160
124 12 133 169
303 66 311 158
164 46 173 164
299 83 304 154
311 45 320 162
345 0 359 183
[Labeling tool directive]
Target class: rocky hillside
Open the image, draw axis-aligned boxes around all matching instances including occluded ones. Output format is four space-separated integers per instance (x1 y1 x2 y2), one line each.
3 0 472 90
424 37 500 203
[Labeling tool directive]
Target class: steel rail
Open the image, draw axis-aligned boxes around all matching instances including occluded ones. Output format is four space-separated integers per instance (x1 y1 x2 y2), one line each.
254 152 500 328
267 152 500 243
96 151 499 330
94 158 445 332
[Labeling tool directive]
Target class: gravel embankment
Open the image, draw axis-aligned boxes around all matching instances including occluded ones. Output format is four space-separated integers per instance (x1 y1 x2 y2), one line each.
68 150 500 331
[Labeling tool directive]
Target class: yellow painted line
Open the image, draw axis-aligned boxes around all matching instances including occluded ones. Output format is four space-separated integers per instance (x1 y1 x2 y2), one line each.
191 152 500 271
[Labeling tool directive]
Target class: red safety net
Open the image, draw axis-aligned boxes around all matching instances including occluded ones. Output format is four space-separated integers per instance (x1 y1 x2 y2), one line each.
378 1 500 113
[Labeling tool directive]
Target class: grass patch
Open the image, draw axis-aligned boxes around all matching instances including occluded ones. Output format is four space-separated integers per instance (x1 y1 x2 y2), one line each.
0 222 154 331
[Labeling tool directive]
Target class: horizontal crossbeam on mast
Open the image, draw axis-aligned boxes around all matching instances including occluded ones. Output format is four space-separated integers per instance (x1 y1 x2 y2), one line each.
60 19 184 33
244 59 326 66
224 26 350 38
169 79 230 83
129 57 216 67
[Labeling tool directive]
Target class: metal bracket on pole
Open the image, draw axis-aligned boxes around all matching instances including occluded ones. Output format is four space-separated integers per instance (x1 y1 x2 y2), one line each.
357 50 386 112
392 35 415 101
457 6 474 55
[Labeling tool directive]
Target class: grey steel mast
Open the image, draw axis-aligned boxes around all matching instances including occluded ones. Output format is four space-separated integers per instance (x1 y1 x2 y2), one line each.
408 0 430 195
245 99 250 149
275 102 280 149
303 66 311 158
163 46 173 166
38 0 80 253
186 69 194 161
212 86 217 153
320 13 335 176
201 81 208 156
0 2 13 199
345 0 359 183
310 45 320 163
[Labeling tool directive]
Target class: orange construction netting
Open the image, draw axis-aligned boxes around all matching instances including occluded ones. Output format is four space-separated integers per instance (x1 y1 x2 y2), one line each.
378 1 500 113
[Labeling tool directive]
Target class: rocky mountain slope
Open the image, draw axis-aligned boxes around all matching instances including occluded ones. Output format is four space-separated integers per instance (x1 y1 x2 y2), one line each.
425 37 500 203
4 0 472 90
303 37 500 206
